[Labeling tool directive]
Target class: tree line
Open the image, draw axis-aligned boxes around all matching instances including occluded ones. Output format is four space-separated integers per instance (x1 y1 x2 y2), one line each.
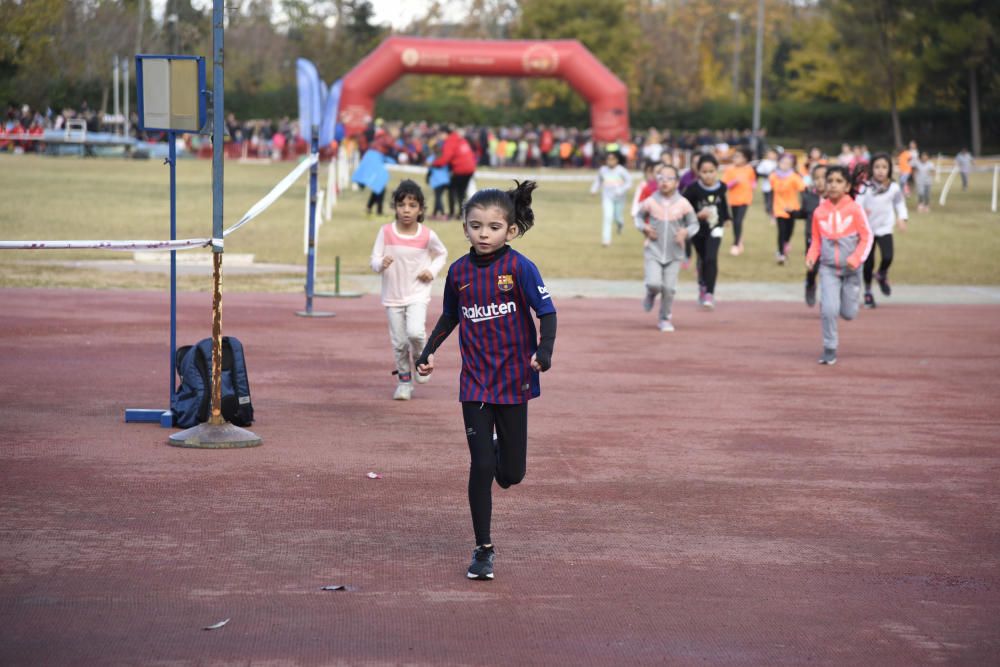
1 0 996 153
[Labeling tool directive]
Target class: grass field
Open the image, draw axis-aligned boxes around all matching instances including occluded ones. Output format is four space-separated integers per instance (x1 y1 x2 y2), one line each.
1 153 998 291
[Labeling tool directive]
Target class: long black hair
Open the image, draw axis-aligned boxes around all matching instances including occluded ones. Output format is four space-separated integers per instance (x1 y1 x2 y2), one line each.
462 180 538 237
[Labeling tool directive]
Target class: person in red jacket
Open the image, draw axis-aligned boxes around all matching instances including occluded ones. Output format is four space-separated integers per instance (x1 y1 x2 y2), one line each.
432 125 478 219
805 165 873 366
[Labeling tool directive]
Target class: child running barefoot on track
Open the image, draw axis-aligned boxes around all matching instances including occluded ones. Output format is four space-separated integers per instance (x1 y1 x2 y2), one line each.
370 180 448 400
805 166 873 365
415 180 557 581
858 153 908 308
683 154 732 310
636 165 699 331
591 150 632 246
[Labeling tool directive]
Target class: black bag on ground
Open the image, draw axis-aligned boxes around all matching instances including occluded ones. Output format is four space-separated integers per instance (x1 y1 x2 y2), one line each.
171 336 254 428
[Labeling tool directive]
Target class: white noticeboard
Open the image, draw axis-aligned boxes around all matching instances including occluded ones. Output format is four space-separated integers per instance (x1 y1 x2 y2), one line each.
137 55 205 133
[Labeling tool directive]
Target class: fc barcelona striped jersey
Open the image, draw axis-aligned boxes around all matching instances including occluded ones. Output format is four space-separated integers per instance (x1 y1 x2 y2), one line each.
443 246 556 404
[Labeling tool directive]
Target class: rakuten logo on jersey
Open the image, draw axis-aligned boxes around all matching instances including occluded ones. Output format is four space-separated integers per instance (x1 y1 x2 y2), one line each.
461 301 518 322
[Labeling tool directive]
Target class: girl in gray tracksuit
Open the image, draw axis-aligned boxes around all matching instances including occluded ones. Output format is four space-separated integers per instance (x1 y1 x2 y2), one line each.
635 165 700 331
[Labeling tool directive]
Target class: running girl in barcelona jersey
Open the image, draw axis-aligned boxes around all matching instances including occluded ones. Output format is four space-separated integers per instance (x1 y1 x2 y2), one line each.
415 180 556 582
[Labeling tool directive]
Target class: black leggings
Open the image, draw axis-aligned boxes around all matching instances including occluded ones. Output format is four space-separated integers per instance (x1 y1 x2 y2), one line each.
731 205 748 245
462 401 528 546
432 185 447 216
691 231 721 294
777 216 795 254
863 234 894 288
366 190 385 215
449 173 473 217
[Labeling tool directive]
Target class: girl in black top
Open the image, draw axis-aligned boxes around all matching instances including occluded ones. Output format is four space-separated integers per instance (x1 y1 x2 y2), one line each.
682 154 732 310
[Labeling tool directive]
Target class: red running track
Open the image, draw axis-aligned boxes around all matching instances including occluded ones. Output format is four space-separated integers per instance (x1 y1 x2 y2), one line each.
1 288 998 665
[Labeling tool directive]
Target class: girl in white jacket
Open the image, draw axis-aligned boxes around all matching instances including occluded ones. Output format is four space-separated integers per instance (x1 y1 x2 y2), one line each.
857 153 908 308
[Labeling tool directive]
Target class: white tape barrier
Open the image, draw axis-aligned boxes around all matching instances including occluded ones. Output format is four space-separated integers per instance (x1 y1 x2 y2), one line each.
1 155 318 252
939 165 958 206
223 153 319 237
992 165 998 213
0 237 210 251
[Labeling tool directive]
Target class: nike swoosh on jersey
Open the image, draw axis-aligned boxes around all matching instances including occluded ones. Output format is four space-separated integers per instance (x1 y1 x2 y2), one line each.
458 283 471 291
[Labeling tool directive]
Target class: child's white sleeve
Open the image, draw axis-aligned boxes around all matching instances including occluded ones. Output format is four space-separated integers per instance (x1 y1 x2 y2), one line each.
631 189 645 230
590 170 602 194
620 167 633 198
426 230 448 277
370 228 385 273
893 186 908 221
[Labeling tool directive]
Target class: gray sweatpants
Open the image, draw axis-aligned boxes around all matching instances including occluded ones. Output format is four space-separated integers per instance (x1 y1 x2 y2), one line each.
819 264 861 350
644 256 682 321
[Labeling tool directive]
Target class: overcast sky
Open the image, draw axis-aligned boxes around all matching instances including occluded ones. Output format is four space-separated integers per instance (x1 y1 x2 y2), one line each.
150 1 464 30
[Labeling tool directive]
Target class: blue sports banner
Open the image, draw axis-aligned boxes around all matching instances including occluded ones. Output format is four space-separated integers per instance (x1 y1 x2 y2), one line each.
320 79 343 147
296 58 322 144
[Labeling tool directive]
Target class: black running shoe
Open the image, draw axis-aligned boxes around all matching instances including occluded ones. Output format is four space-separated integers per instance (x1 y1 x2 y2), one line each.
467 545 495 580
875 272 891 296
864 292 876 308
805 282 817 307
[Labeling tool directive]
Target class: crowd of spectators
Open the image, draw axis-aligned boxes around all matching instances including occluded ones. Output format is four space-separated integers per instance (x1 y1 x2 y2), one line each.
0 101 916 177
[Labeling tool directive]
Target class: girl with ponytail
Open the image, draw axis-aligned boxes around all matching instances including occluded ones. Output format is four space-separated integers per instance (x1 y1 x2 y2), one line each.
414 180 557 582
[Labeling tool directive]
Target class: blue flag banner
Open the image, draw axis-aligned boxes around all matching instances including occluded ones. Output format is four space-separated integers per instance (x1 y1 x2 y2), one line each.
320 79 343 147
296 58 322 145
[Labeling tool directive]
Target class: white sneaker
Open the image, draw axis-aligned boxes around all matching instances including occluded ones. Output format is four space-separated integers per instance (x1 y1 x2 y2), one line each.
414 372 430 384
393 383 413 400
658 319 675 332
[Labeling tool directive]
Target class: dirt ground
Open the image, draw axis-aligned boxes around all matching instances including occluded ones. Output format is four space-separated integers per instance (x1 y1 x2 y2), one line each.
1 288 998 666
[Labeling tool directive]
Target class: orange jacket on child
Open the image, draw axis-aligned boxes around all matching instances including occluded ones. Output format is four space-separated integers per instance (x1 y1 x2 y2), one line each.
806 195 873 272
723 164 756 206
769 171 805 219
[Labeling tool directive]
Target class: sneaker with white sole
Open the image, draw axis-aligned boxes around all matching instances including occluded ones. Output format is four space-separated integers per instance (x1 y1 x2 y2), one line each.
702 293 715 310
818 348 837 365
393 383 413 400
658 319 675 332
467 545 495 580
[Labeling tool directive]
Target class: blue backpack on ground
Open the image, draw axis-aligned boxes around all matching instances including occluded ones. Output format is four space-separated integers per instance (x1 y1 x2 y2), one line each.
171 336 254 428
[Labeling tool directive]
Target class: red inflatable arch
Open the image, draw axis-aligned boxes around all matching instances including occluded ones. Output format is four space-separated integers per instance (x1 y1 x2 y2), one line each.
338 36 629 142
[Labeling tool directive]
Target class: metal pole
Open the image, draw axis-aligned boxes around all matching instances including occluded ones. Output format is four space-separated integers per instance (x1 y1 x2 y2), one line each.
169 131 177 410
305 130 318 312
113 54 120 132
729 13 741 102
297 131 336 313
751 0 764 151
122 59 130 140
209 0 225 426
168 0 260 447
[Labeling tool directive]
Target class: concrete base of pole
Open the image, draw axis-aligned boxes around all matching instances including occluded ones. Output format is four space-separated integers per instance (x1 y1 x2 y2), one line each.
168 422 262 448
295 310 336 317
314 290 363 298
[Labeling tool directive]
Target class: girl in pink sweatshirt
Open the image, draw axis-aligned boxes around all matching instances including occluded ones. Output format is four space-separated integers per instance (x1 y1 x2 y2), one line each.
370 180 448 399
805 166 873 366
